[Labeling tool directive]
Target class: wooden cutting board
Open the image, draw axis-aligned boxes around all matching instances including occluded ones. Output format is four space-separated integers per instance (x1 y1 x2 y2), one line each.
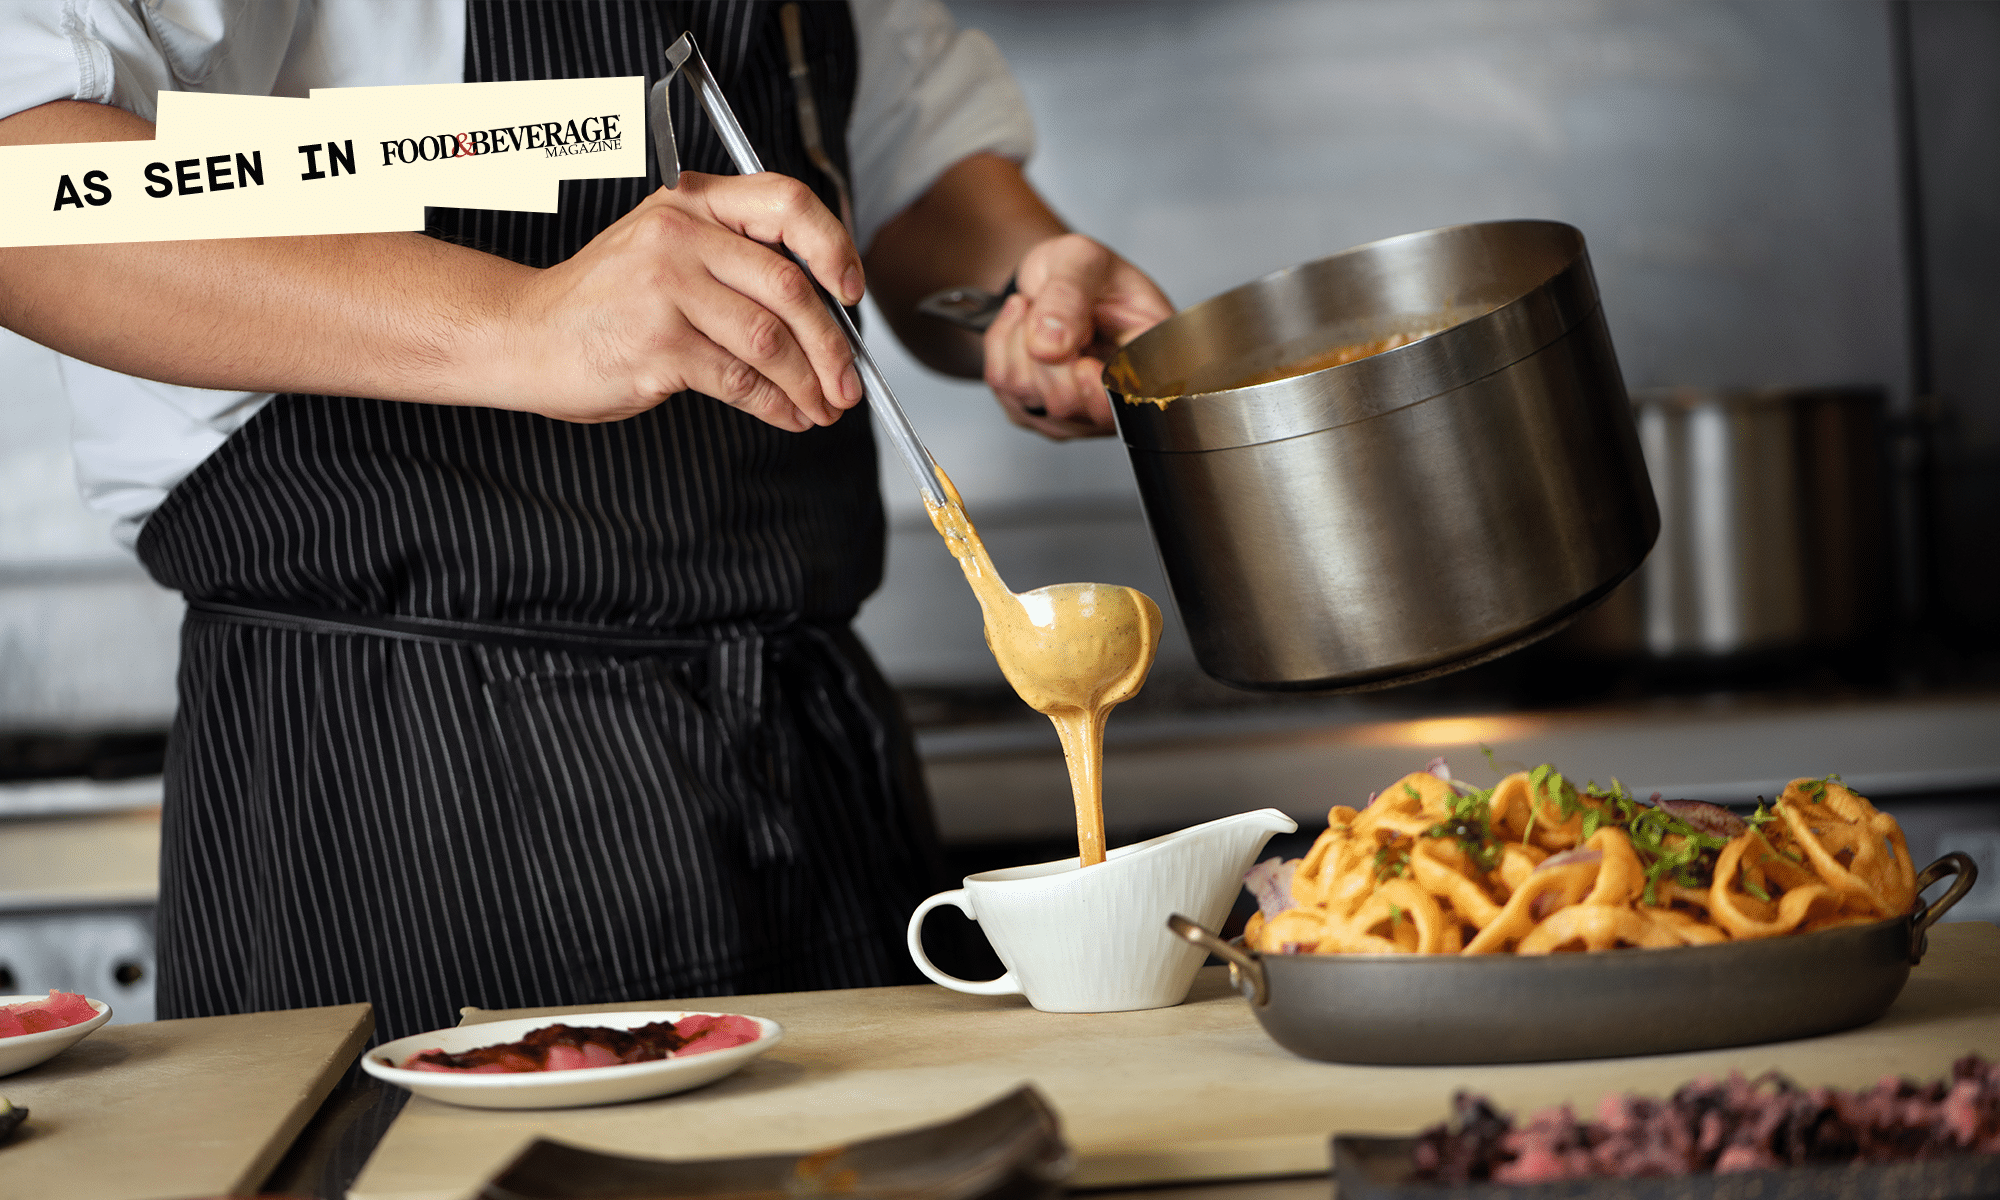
350 923 2000 1200
0 1003 373 1200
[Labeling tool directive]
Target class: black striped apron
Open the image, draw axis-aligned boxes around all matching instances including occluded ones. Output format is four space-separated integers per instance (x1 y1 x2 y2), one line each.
135 0 944 1045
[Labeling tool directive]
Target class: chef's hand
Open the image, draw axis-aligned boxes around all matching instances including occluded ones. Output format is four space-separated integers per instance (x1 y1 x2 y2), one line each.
981 234 1172 439
511 170 864 432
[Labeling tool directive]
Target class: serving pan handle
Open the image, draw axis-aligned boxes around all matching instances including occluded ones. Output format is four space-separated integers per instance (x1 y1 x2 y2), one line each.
1909 852 1979 964
1167 914 1268 1007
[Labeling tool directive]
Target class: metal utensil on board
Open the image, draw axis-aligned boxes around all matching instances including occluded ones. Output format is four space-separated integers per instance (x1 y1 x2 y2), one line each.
477 1084 1072 1200
1166 852 1976 1065
652 33 946 509
1102 221 1659 692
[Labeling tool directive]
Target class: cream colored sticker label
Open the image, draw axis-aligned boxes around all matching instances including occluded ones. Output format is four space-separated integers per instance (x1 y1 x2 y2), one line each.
0 78 644 248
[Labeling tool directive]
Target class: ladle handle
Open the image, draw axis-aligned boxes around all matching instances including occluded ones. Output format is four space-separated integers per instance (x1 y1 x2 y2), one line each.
664 33 945 511
1167 914 1267 1007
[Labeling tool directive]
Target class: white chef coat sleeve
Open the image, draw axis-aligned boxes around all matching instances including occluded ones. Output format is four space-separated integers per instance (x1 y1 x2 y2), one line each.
0 1 459 551
848 0 1037 254
0 0 178 122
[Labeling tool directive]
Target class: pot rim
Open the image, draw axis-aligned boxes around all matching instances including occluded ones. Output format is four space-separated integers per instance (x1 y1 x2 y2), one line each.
1105 219 1599 453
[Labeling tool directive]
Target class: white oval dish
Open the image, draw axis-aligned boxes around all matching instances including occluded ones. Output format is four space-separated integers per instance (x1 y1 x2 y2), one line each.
361 1010 782 1109
0 994 113 1078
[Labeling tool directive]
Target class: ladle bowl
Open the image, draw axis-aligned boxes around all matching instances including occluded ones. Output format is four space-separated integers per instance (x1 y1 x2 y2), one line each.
987 583 1164 716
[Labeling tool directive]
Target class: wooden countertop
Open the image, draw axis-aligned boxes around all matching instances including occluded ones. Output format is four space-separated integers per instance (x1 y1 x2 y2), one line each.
349 921 2000 1200
0 1002 373 1200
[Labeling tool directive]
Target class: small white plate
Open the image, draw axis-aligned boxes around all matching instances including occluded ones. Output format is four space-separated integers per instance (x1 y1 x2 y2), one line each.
0 994 113 1078
361 1010 783 1109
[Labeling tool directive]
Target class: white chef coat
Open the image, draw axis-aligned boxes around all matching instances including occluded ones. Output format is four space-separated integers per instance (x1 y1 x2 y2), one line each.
0 0 1034 548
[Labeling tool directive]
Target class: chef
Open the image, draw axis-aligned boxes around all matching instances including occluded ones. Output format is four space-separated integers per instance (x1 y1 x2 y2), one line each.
0 0 1171 1043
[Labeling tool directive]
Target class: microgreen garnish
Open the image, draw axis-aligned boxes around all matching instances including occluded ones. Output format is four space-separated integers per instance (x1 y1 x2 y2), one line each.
1519 763 1580 847
1373 838 1412 881
1422 781 1504 872
1566 776 1731 904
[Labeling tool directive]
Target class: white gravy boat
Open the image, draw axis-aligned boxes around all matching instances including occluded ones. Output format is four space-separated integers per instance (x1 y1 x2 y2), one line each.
906 808 1298 1012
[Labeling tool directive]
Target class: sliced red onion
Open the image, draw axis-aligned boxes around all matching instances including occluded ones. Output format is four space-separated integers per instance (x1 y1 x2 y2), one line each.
1425 756 1454 782
1534 848 1604 873
1657 799 1748 838
1243 856 1298 920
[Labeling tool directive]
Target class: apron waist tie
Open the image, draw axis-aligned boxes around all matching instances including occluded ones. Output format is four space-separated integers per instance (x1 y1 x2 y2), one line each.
185 598 714 656
184 598 888 869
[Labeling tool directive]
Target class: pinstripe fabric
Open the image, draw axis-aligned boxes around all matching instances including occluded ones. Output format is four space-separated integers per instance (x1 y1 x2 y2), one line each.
135 1 944 1044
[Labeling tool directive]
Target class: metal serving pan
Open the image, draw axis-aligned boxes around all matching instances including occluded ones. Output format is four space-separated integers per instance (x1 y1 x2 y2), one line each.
1168 853 1976 1065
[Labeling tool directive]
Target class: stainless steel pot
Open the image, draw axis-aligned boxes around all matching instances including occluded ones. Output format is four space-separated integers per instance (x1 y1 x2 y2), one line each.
1170 852 1976 1066
1556 387 1893 660
1103 221 1657 692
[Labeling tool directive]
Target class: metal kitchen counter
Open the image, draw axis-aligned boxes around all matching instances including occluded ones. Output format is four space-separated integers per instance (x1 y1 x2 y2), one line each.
919 690 2000 845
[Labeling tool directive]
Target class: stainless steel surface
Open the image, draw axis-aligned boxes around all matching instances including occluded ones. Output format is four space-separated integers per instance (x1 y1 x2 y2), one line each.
1559 387 1894 659
917 693 2000 846
1167 853 1975 1066
661 34 761 180
0 775 160 819
645 75 679 189
660 33 945 510
1104 221 1657 692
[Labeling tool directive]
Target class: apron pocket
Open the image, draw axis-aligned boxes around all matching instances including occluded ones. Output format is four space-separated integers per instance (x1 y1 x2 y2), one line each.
482 656 797 1001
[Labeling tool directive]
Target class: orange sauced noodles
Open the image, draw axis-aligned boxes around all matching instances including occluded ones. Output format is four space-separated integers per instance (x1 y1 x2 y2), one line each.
1242 766 1915 955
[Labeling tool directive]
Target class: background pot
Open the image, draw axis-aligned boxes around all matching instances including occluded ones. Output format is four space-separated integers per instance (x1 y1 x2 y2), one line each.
1556 386 1893 662
1103 220 1657 692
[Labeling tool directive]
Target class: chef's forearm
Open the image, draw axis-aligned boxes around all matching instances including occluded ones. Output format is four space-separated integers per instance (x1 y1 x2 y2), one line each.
0 101 541 412
0 101 872 431
863 153 1067 379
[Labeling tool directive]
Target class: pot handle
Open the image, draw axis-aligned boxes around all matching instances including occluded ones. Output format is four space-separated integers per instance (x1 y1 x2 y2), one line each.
1167 914 1268 1007
1909 852 1980 964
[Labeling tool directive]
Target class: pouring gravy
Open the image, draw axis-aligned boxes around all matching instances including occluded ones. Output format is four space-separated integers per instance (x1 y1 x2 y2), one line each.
925 470 1162 866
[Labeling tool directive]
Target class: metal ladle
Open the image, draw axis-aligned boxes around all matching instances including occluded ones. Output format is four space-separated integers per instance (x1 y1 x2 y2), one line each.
653 33 943 509
654 36 1163 865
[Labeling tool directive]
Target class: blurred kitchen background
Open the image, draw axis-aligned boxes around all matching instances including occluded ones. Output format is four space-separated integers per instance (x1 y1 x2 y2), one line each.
3 0 1996 1015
